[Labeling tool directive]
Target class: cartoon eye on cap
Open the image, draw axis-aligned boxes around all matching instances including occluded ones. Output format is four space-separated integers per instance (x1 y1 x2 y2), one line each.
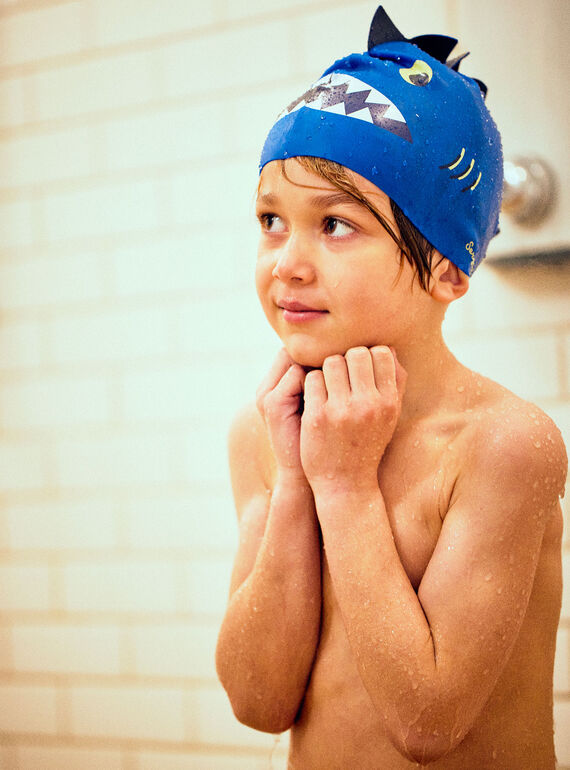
399 60 432 87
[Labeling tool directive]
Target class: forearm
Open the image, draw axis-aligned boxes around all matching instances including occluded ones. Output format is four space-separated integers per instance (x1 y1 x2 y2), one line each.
216 478 322 731
313 482 455 758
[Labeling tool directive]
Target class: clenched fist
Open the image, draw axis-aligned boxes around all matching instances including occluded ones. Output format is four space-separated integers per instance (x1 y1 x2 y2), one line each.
300 346 406 491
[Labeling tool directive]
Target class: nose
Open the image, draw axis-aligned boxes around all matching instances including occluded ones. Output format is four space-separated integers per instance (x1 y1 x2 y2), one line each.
271 234 316 283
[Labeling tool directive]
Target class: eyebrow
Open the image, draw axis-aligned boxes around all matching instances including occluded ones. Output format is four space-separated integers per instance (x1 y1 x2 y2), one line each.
256 190 366 210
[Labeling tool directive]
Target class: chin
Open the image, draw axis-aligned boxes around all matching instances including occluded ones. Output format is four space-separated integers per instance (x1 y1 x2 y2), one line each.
284 342 346 369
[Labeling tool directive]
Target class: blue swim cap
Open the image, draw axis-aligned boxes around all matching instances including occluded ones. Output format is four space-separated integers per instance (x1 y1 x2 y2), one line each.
259 6 503 275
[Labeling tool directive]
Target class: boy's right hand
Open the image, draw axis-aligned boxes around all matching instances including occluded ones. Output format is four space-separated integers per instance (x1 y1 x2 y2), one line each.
256 348 307 482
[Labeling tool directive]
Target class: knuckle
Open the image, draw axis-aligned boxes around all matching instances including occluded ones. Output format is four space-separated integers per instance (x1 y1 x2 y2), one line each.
371 346 394 366
261 390 278 417
323 353 344 369
255 388 267 415
346 346 369 360
305 369 320 387
331 402 351 423
370 344 391 355
380 398 399 420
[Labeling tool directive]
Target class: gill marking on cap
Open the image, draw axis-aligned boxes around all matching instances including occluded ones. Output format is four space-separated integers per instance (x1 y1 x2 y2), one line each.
463 171 482 192
441 148 482 193
451 158 475 180
440 148 465 170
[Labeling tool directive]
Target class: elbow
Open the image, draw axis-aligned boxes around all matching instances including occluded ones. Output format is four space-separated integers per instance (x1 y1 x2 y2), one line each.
390 726 467 765
399 742 452 766
229 696 296 734
216 634 307 733
216 652 297 734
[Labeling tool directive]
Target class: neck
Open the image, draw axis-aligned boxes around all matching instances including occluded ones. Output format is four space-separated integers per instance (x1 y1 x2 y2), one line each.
394 327 461 424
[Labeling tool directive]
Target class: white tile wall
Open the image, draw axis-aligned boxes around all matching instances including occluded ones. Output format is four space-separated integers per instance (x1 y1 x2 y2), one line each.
0 3 85 68
70 684 186 741
15 746 124 770
0 685 58 734
0 2 568 769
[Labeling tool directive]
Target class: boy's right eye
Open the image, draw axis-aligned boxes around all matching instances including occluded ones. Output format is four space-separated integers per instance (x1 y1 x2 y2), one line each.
258 213 286 233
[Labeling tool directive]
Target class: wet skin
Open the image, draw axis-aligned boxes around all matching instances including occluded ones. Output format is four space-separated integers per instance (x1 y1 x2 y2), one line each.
216 161 567 768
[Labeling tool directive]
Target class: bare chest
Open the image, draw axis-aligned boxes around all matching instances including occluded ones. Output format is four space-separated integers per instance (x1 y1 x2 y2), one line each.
373 433 458 589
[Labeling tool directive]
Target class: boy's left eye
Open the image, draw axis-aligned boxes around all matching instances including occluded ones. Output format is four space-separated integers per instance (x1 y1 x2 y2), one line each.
324 217 354 238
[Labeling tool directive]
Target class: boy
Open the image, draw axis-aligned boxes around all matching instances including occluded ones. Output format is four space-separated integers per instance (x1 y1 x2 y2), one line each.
215 7 567 768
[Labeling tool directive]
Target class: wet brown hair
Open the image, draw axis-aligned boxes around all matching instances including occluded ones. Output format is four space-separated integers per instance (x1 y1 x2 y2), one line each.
278 156 438 291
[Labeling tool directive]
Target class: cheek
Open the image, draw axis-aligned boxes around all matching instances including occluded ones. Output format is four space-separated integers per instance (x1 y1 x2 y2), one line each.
254 258 278 328
254 255 270 301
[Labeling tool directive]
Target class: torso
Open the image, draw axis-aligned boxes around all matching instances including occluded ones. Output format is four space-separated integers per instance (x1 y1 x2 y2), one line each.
274 378 563 769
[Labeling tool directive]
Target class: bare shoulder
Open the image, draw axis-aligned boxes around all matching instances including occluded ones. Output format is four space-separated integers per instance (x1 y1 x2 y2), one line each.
458 376 567 504
228 402 275 518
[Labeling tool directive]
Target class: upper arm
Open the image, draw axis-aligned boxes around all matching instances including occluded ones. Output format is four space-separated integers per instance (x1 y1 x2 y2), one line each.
227 403 274 593
417 410 567 721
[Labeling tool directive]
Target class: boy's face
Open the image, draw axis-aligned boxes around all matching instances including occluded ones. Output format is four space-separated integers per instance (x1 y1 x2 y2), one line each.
255 160 427 368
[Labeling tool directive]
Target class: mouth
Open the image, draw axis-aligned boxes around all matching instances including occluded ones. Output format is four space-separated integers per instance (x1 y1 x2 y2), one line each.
277 299 329 323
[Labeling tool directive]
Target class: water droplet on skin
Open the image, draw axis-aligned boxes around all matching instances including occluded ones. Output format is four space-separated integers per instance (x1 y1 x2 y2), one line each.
457 385 465 393
534 441 541 448
484 573 492 581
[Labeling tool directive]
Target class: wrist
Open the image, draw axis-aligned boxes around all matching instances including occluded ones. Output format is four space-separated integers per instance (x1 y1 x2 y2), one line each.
309 472 381 501
274 466 313 493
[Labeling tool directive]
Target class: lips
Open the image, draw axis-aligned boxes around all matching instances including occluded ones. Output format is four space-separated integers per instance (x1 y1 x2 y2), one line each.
277 298 328 323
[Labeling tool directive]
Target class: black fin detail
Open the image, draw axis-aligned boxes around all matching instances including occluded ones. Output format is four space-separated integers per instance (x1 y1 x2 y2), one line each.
367 6 488 99
445 51 469 71
409 34 458 63
367 6 406 50
472 78 488 99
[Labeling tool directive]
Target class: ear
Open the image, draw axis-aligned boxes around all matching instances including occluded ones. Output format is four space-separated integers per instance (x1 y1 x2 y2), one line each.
428 256 469 304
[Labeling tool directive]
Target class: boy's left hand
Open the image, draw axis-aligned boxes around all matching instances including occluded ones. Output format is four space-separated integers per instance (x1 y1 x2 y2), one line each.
300 346 406 490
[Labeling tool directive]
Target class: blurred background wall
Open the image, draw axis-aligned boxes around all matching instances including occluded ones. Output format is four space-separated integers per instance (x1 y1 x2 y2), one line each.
0 0 568 768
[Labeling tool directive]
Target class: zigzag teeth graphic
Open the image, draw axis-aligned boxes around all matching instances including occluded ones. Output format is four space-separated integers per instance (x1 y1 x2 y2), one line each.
278 73 411 141
345 107 374 124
